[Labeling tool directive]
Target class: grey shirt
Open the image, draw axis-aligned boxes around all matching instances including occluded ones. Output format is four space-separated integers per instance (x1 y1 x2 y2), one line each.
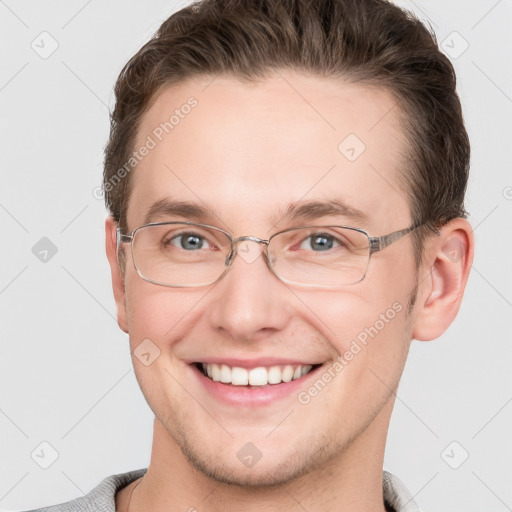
22 469 421 511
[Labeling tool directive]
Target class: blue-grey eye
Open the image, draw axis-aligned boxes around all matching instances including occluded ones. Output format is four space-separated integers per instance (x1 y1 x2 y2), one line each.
169 233 206 250
300 233 339 251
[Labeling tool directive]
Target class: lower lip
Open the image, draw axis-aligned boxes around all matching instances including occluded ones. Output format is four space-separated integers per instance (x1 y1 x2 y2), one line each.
190 363 322 407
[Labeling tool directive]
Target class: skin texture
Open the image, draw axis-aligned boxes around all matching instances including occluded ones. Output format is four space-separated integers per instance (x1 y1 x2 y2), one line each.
108 71 474 511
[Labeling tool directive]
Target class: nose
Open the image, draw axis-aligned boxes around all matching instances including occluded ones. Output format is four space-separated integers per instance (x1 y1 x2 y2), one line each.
207 239 292 342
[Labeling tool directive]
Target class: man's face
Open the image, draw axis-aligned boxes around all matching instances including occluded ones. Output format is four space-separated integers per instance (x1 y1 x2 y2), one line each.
116 72 419 486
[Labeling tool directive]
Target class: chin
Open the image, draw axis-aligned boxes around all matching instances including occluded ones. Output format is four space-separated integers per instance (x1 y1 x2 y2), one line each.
174 425 338 489
184 449 311 488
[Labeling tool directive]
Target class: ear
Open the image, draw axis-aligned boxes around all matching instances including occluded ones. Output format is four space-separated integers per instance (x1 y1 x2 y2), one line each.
412 218 474 341
105 216 129 333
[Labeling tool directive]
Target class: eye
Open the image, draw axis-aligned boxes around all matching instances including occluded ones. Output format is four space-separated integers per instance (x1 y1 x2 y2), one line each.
166 232 208 250
299 233 341 252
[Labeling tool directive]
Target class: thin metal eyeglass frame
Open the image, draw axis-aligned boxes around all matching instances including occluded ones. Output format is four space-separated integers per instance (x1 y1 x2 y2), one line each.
117 221 437 288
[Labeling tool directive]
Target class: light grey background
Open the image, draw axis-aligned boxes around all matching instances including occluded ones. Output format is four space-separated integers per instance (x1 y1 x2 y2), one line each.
1 1 511 510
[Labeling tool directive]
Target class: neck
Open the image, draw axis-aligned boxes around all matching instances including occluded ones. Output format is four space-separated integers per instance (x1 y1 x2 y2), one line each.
119 401 393 512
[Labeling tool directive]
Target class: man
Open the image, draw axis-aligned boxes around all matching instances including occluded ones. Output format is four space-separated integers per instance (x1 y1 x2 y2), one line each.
26 0 473 510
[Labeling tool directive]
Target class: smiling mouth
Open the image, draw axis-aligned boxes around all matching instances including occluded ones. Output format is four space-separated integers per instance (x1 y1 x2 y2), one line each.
194 362 321 387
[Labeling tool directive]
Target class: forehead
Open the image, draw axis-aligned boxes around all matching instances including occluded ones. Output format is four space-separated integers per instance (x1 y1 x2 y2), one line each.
128 71 410 232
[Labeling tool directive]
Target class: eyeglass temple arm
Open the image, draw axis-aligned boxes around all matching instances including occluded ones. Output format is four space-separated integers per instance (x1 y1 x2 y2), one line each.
369 223 440 252
116 227 133 245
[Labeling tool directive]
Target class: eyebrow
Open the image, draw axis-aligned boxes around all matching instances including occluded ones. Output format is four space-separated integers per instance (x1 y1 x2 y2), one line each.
144 198 216 225
270 199 368 227
143 197 368 228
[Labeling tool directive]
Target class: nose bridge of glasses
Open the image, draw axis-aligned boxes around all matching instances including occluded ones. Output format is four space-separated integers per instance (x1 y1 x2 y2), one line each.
225 235 270 266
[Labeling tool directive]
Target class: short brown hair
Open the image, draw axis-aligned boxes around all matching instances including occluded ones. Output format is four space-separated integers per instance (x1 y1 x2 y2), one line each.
104 0 469 259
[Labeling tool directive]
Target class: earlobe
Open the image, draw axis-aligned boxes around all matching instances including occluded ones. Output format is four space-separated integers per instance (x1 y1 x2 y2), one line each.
412 218 474 341
105 216 129 333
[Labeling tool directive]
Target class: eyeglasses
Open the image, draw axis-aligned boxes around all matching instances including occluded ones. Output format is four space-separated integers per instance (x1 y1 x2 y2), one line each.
117 221 425 289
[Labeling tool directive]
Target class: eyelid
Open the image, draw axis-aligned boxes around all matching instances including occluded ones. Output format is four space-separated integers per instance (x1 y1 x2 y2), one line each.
299 227 348 240
303 232 341 246
167 229 209 241
165 226 228 249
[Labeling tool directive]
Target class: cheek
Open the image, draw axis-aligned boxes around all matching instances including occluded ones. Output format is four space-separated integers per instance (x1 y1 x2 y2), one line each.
322 299 411 415
291 275 414 408
123 280 205 418
124 276 209 351
292 279 410 350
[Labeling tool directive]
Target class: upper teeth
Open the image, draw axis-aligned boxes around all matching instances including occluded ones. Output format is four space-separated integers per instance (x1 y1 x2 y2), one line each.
201 363 313 386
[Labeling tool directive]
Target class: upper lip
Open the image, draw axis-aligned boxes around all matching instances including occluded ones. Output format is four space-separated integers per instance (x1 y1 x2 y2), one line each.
188 357 325 368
